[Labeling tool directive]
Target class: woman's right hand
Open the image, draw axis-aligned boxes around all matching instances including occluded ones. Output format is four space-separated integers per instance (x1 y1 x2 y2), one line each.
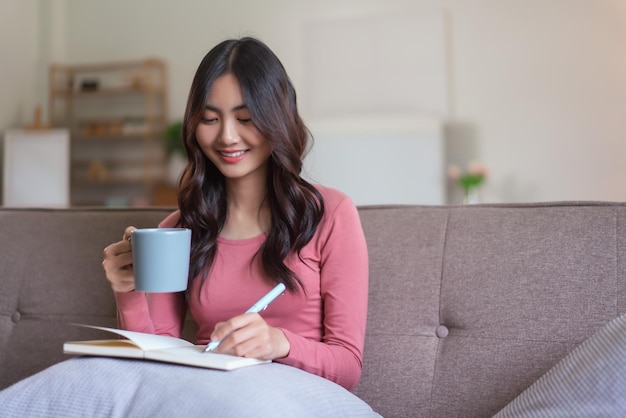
102 226 137 292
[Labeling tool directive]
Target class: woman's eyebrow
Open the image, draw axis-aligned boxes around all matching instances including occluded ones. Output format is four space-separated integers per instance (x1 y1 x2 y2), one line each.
204 104 248 112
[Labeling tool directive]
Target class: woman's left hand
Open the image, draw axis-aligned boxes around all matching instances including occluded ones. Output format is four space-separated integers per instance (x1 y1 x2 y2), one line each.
209 313 290 360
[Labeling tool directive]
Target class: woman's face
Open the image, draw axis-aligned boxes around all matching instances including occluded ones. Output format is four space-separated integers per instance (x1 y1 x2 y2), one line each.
195 73 272 183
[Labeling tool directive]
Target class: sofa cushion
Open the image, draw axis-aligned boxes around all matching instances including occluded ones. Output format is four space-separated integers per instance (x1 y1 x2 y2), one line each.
494 312 626 417
426 204 624 417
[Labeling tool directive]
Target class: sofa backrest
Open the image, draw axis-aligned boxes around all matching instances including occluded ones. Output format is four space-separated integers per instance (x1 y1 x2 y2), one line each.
352 202 626 417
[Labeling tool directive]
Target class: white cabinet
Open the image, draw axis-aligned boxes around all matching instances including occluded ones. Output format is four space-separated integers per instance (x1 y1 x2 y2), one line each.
2 129 70 207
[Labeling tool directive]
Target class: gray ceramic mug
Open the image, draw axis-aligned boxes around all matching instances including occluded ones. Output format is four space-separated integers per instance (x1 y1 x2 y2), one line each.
131 228 191 292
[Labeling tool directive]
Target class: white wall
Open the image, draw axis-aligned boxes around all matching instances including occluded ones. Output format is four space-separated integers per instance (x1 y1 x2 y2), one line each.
0 0 40 201
2 0 626 203
0 1 39 128
449 0 626 203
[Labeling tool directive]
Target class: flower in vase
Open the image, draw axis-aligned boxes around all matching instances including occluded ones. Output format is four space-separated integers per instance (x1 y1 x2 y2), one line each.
448 162 489 203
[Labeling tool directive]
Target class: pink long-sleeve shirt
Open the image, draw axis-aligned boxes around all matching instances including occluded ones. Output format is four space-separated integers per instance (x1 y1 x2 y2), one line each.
114 185 369 389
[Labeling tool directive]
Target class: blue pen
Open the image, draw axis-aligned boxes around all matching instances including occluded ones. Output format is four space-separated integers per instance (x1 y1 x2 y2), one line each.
203 282 286 353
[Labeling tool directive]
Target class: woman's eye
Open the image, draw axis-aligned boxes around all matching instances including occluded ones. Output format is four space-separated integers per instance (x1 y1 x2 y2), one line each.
201 117 218 124
238 118 252 123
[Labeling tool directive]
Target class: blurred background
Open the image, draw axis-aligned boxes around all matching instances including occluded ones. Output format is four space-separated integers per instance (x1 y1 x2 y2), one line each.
1 0 626 207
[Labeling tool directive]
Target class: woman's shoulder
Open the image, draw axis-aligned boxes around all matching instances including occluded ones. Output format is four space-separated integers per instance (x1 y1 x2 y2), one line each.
312 184 357 215
311 184 364 241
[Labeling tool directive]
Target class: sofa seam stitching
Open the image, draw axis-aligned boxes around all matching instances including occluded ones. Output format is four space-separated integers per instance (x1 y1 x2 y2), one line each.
427 206 451 418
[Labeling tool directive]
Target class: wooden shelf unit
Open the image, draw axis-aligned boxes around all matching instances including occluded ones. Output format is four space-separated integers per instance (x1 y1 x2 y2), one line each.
49 58 169 206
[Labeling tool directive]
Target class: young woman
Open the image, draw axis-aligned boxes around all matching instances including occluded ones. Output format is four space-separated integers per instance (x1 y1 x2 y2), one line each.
102 37 369 390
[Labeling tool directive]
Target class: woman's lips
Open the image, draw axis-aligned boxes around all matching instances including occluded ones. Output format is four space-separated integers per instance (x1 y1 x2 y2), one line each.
219 149 248 163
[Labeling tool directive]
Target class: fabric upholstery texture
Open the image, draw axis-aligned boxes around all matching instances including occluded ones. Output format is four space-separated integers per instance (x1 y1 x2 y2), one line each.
1 203 625 417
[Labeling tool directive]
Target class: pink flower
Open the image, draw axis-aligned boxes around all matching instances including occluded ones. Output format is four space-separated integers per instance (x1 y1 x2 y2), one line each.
449 162 490 193
468 162 489 177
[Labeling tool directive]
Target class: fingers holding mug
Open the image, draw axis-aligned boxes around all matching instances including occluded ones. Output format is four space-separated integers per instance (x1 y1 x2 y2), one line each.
102 226 137 293
123 226 137 242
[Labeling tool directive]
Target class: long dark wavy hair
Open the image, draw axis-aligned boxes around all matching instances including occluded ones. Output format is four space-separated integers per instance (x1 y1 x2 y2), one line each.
177 37 324 294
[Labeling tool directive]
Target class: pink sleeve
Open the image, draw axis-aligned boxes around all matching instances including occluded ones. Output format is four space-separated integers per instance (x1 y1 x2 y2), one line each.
275 198 369 390
114 210 187 338
115 291 186 337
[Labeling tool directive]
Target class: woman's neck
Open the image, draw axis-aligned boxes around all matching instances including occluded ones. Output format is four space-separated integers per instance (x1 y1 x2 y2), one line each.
222 176 270 240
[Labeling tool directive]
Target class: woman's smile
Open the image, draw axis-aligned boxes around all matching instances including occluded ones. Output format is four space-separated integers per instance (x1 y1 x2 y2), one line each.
219 149 249 163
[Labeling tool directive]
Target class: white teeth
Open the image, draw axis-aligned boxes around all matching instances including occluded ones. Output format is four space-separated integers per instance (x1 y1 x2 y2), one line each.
221 150 245 157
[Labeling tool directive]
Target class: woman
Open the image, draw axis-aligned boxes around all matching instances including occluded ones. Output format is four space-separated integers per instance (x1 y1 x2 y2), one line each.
102 37 369 390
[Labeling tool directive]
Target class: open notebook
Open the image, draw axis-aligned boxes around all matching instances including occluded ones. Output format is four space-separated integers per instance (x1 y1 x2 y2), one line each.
64 324 269 371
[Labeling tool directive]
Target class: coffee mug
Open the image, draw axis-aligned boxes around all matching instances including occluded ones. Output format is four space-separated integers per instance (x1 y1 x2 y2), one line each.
131 228 191 292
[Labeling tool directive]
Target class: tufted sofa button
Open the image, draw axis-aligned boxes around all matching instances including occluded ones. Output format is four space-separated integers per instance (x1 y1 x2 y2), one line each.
11 311 21 323
436 325 449 338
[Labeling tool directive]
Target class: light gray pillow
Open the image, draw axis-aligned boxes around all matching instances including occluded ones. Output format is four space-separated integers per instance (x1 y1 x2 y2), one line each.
495 312 626 417
0 358 380 417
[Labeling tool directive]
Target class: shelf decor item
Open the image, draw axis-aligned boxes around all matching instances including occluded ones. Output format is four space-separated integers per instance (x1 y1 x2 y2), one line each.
448 163 489 204
164 120 185 157
163 121 187 186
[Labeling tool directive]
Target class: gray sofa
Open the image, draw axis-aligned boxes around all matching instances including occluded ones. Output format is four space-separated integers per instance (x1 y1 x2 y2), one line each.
1 202 625 417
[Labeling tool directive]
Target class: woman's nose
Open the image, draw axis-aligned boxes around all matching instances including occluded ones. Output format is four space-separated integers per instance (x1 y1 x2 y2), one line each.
218 119 239 145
